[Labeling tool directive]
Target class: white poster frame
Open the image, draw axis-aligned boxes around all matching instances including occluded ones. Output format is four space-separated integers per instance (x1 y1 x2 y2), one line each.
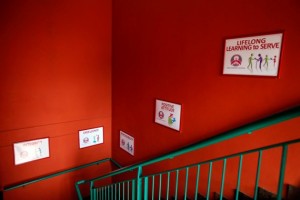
223 33 283 77
154 99 182 131
13 138 50 165
79 127 104 149
120 131 134 156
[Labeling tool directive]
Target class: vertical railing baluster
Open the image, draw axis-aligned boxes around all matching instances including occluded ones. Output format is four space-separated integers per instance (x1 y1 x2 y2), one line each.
220 159 227 199
166 172 170 200
95 187 98 200
132 179 136 200
184 167 189 200
137 166 143 200
159 174 162 200
98 187 101 200
90 182 94 200
144 177 149 200
277 145 288 200
235 155 243 200
107 186 111 200
152 176 155 200
206 162 213 200
195 165 201 200
102 187 104 200
175 170 179 200
111 185 113 200
254 150 263 200
114 184 118 199
104 186 106 200
127 181 130 200
118 183 121 200
122 182 125 200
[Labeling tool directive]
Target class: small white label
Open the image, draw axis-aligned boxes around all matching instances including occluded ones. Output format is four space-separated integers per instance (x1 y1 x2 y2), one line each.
120 131 134 156
79 127 103 148
14 138 50 165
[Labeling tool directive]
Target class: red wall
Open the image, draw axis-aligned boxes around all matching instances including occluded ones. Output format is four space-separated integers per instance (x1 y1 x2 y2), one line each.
0 0 112 199
112 0 300 197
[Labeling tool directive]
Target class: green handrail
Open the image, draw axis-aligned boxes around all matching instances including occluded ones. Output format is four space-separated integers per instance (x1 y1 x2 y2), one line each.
4 158 121 191
93 137 300 200
77 106 300 199
79 106 300 185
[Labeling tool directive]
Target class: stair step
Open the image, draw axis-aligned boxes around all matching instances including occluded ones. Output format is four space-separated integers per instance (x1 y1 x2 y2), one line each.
170 196 192 200
287 184 300 200
83 196 90 200
197 193 206 200
258 187 277 200
234 190 253 200
214 192 228 200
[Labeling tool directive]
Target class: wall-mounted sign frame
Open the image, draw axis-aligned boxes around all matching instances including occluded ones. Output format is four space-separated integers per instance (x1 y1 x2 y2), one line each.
79 127 104 149
14 138 50 165
120 131 134 156
155 99 182 131
223 32 283 77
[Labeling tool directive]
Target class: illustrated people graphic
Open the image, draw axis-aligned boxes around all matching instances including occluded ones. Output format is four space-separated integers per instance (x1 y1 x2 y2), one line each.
168 114 176 125
255 54 263 71
263 55 270 70
127 142 133 152
35 148 42 157
247 53 254 72
271 55 277 67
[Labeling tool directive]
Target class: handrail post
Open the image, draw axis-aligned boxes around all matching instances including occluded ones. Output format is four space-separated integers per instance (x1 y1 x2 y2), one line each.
254 150 263 200
235 155 243 200
90 181 94 200
137 166 143 200
277 145 288 200
144 177 149 200
206 162 213 200
75 180 84 200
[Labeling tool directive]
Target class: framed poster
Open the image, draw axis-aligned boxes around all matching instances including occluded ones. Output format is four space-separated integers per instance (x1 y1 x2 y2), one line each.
120 131 134 156
223 33 283 76
14 138 50 165
79 127 103 149
155 99 182 131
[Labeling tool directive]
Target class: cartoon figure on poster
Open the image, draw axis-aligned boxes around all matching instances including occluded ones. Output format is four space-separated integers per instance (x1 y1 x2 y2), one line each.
168 114 176 126
247 53 254 72
255 53 263 71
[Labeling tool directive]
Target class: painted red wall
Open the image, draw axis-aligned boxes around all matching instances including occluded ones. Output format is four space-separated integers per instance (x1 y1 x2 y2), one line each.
112 0 300 198
0 0 112 199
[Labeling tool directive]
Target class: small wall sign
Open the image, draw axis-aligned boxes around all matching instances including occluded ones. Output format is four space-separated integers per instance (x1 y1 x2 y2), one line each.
120 131 134 156
14 138 50 165
223 33 283 76
155 99 182 131
79 127 103 149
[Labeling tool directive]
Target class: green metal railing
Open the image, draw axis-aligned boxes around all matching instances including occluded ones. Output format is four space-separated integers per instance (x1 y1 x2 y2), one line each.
93 138 300 200
3 158 121 192
76 106 300 200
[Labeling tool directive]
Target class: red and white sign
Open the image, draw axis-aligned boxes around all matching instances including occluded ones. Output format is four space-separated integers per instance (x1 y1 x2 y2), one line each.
79 127 103 148
14 138 50 165
155 99 182 131
223 33 283 76
120 131 134 156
